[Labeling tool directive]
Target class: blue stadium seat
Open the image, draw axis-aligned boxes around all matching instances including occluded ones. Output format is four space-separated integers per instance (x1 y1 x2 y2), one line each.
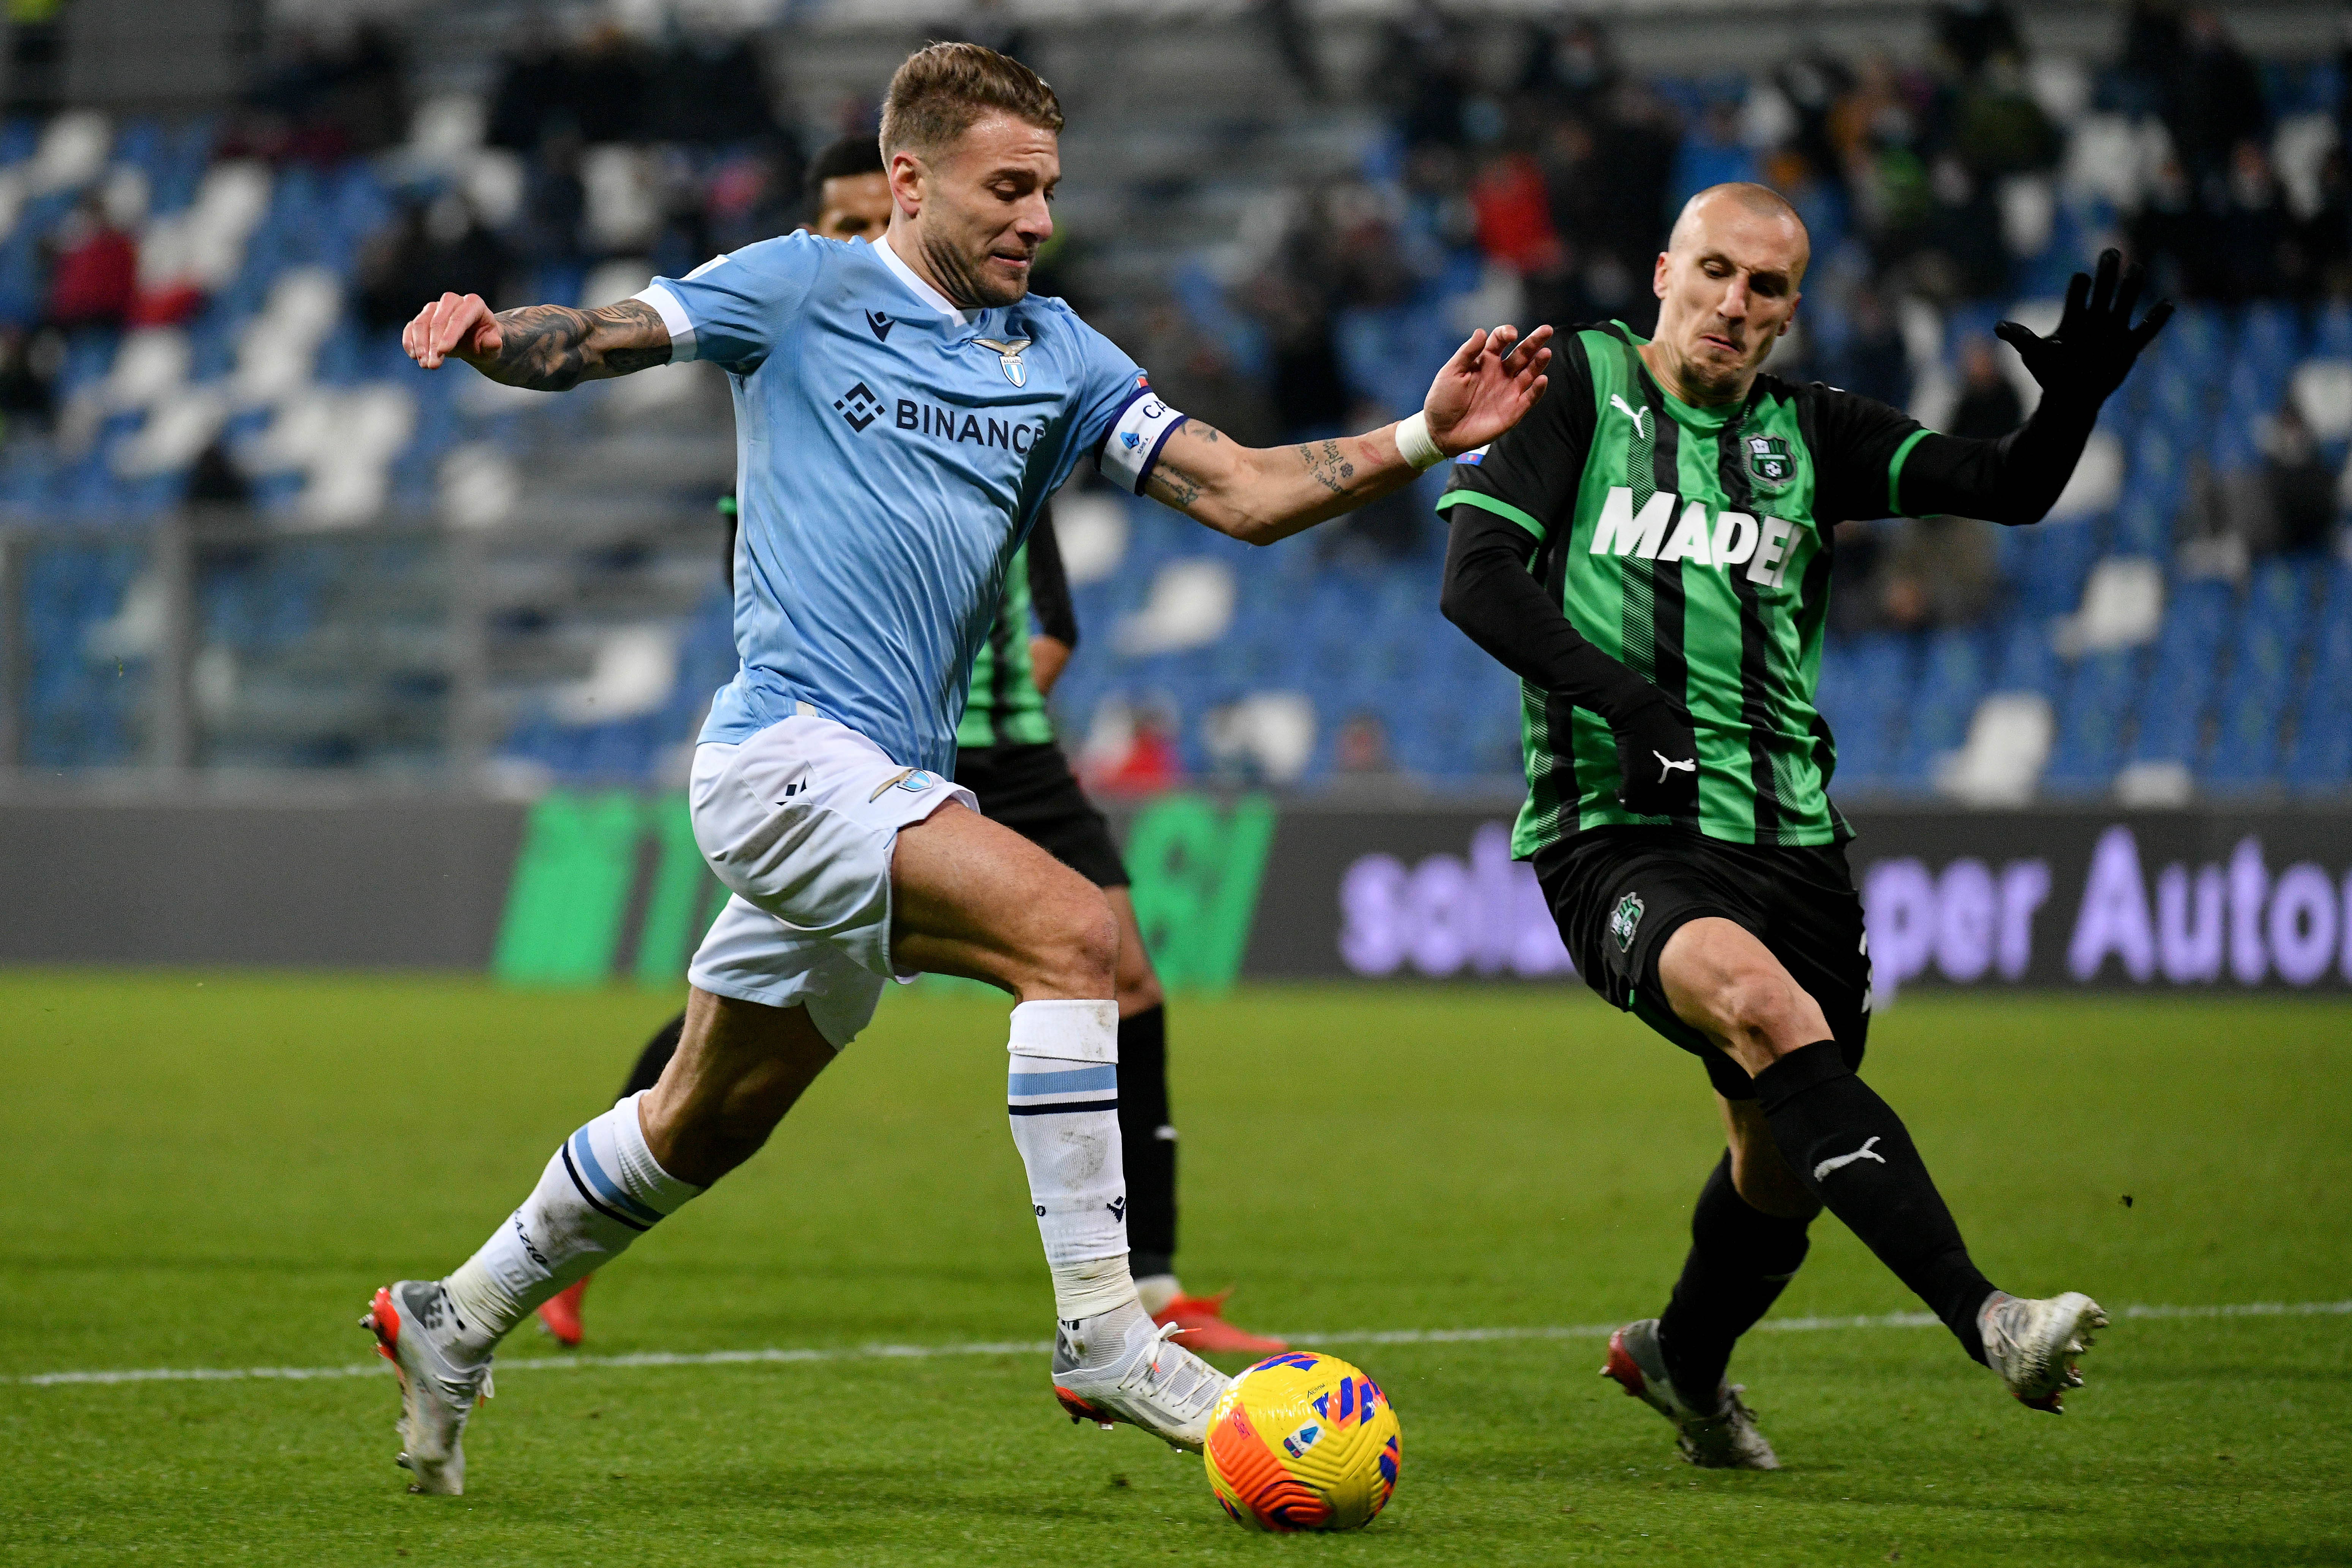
2200 558 2315 792
2317 303 2352 360
2283 564 2352 794
2111 495 2170 556
2125 578 2233 767
2127 426 2185 515
2211 355 2278 467
1890 627 1988 785
1816 632 1911 792
2155 304 2230 381
2154 362 2201 442
1990 614 2059 696
2238 302 2304 376
2043 648 2143 796
2006 521 2101 619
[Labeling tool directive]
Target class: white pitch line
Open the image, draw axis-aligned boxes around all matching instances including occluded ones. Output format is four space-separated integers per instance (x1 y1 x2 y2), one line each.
10 1300 2346 1391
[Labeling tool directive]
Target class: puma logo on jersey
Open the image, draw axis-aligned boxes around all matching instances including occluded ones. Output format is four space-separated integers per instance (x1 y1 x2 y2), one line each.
1813 1137 1886 1181
1588 486 1804 586
1653 752 1696 780
1608 394 1649 439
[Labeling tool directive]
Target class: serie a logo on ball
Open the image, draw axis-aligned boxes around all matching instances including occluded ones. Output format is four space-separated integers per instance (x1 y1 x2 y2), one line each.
1203 1351 1402 1532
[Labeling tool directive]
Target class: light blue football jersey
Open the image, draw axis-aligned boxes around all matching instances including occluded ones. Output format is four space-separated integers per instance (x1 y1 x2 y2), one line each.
639 232 1186 772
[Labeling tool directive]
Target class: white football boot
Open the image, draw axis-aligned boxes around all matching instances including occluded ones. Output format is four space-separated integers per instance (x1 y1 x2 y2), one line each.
1050 1300 1230 1453
362 1280 494 1494
1980 1290 2107 1413
1601 1318 1780 1470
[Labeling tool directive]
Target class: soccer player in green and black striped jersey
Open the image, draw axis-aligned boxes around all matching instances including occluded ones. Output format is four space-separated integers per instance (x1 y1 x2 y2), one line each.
1439 183 2170 1466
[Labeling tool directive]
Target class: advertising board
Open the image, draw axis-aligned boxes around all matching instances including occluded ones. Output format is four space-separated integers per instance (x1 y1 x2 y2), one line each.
4 792 2347 995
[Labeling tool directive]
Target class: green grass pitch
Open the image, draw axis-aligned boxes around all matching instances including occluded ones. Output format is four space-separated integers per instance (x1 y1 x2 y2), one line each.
1 973 2346 1565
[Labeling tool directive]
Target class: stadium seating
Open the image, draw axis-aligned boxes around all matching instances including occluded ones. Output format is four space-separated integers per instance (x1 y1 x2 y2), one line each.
1 32 2346 803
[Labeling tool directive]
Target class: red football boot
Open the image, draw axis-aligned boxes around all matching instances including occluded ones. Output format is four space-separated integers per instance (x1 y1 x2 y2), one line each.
536 1276 590 1347
1150 1290 1288 1355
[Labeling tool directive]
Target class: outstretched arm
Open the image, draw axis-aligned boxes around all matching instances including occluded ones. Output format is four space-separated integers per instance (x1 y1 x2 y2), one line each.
402 291 673 390
1140 325 1553 545
1891 249 2170 526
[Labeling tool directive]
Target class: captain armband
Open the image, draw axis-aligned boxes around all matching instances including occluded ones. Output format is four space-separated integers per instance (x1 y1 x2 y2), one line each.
1097 383 1189 495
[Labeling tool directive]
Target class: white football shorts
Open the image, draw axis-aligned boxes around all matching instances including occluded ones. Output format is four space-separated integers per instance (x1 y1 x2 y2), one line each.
686 713 977 1048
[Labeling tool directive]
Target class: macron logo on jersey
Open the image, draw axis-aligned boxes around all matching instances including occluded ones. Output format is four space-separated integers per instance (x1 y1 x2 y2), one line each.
1587 485 1802 587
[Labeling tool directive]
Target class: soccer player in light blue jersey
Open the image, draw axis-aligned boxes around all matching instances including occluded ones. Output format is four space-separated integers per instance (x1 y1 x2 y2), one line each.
368 41 1551 1495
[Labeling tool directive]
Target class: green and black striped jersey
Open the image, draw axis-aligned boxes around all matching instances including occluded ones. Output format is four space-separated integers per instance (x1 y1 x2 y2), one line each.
956 507 1078 751
1439 322 1937 856
958 541 1054 749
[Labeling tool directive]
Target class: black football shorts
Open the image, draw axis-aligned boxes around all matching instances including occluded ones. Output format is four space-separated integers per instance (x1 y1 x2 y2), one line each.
952 741 1131 890
1532 826 1871 1100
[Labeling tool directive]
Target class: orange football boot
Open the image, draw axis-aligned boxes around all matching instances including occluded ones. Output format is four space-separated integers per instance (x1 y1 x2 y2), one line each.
536 1276 590 1347
1151 1290 1288 1355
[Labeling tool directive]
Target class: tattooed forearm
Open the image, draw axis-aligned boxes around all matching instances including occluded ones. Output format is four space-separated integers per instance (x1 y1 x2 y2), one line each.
1297 438 1360 498
1144 459 1206 510
1138 415 1413 543
481 299 672 390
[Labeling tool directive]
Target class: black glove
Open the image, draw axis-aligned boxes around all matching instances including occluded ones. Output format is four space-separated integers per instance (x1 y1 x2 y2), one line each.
1994 248 2172 410
1611 695 1699 817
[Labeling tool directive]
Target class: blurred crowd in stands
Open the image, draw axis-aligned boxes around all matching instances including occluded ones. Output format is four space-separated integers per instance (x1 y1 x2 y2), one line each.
5 1 2352 797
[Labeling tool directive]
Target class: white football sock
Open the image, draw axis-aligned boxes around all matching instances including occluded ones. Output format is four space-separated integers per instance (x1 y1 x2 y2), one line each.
1005 998 1137 1321
440 1093 700 1358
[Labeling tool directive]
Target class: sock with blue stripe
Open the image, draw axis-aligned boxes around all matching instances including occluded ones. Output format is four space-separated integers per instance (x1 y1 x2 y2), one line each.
439 1092 700 1358
1006 998 1137 1323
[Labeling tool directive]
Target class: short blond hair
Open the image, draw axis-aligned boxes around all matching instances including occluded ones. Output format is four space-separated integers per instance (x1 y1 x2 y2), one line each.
879 42 1064 160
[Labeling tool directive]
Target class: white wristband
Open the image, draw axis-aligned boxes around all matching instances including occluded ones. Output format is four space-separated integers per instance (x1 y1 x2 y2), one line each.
1394 411 1446 471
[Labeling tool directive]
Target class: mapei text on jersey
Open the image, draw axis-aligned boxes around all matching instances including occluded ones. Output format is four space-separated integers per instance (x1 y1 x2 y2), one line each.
1585 486 1804 587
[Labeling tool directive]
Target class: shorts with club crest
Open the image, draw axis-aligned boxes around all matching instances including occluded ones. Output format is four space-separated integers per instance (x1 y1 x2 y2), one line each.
1532 826 1871 1100
688 713 977 1048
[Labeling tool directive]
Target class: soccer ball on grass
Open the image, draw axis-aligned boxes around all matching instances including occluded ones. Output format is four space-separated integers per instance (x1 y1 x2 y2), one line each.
1203 1351 1401 1531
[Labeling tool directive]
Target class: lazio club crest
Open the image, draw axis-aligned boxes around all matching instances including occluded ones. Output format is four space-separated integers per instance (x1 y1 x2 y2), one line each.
1745 432 1795 488
975 336 1032 387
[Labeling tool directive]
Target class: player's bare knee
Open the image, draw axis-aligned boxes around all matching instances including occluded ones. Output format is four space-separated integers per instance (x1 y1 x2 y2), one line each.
1063 893 1121 993
1711 966 1813 1057
1017 884 1118 998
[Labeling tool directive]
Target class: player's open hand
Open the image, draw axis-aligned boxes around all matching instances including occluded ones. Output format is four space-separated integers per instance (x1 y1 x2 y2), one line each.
403 292 503 371
1422 324 1553 457
1995 249 2171 409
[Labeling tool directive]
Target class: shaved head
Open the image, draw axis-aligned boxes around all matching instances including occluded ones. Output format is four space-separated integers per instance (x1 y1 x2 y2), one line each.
1668 183 1810 280
1643 182 1811 405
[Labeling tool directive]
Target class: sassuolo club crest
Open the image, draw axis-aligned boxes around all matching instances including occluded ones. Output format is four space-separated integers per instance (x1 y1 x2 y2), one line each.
1745 432 1795 488
1609 891 1645 953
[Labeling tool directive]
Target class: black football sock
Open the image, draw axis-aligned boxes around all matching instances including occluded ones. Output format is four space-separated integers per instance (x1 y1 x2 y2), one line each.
1755 1041 1998 1364
618 1013 686 1102
1116 1005 1177 1282
1657 1151 1812 1402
